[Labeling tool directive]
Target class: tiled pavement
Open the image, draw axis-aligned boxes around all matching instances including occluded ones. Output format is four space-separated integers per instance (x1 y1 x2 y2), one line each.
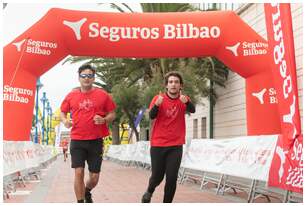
4 155 282 203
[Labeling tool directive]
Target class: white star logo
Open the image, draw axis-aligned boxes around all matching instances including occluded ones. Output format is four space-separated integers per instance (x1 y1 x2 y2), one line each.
12 39 26 52
252 88 267 104
225 42 240 57
63 18 87 40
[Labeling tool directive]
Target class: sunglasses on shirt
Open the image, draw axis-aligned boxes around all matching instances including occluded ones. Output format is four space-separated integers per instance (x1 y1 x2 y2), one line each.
79 73 95 79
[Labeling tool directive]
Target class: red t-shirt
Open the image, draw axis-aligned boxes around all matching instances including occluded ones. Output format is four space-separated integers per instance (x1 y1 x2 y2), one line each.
62 139 68 150
149 93 188 147
61 87 116 140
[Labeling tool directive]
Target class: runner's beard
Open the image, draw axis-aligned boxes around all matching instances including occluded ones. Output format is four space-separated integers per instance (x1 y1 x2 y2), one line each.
168 89 179 96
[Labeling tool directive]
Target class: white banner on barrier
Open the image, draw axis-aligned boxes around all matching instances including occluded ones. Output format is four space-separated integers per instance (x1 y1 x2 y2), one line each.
106 135 278 182
3 141 58 176
182 135 278 181
107 141 151 164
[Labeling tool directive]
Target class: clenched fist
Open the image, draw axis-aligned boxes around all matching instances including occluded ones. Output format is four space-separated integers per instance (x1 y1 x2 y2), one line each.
155 91 164 106
179 90 188 104
64 119 72 128
93 115 106 125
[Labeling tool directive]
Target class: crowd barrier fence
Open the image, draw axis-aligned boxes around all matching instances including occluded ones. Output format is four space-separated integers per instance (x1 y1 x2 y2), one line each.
3 141 60 200
105 135 303 203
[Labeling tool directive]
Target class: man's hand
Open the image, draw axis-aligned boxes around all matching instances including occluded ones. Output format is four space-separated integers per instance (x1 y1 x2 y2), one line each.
155 91 164 106
64 119 72 128
179 90 188 104
93 115 106 125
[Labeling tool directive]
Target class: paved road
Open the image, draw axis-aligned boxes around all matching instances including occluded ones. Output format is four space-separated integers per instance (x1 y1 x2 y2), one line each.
4 155 279 203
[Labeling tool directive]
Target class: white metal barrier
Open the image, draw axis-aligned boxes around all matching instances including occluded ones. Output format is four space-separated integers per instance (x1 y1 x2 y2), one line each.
105 135 302 203
3 141 59 200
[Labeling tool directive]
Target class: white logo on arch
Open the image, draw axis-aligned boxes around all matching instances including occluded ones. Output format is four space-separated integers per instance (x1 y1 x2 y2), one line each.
252 88 267 104
13 39 26 52
63 18 87 40
226 42 240 56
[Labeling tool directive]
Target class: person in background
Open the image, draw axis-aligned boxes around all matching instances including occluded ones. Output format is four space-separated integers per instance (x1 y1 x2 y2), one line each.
60 64 116 203
62 138 69 162
141 71 195 203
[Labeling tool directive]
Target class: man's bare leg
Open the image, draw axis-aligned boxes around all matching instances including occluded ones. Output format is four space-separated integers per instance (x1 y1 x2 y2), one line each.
84 172 100 203
74 167 85 202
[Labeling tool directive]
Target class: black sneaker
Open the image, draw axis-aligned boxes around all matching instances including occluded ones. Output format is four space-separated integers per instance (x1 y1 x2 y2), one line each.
85 191 93 203
141 191 152 203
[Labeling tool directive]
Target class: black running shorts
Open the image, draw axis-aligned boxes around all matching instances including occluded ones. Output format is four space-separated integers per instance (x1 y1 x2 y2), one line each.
70 138 103 173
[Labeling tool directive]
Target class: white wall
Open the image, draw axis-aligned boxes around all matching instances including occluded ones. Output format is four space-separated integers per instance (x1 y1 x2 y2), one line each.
186 98 209 140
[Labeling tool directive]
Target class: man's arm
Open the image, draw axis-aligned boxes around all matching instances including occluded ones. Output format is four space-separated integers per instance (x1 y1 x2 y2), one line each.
93 110 116 125
185 101 195 113
104 110 116 124
60 112 72 128
149 93 163 119
149 105 159 119
179 93 195 113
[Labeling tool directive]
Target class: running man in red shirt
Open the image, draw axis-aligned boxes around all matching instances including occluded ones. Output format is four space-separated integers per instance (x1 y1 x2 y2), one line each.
141 71 195 203
60 64 116 203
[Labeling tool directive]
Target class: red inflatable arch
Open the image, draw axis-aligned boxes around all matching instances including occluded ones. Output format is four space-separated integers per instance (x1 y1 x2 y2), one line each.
4 8 281 141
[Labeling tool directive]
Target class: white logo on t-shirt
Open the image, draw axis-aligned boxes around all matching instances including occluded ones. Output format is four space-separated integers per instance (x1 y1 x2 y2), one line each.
79 99 93 111
166 105 178 118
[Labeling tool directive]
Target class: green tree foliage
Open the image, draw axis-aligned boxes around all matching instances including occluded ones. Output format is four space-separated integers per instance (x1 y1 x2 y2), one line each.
112 82 142 141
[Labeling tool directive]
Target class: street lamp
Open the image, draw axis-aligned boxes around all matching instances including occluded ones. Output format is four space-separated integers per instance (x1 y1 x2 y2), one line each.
46 102 52 145
40 92 48 145
49 106 53 145
46 101 50 145
35 78 43 143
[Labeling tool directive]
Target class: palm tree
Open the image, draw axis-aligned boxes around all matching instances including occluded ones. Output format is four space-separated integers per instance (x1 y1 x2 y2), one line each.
110 3 229 102
111 3 197 78
110 3 196 13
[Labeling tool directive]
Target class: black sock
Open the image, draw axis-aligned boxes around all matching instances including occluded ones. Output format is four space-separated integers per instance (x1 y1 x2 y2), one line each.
77 199 84 203
85 187 92 194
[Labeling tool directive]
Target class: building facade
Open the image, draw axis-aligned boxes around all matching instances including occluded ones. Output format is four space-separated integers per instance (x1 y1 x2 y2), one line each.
185 3 303 140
